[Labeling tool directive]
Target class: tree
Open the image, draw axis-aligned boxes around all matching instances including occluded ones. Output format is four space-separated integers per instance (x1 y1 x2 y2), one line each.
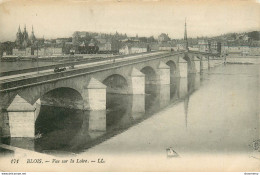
0 41 15 55
147 36 155 43
248 31 260 41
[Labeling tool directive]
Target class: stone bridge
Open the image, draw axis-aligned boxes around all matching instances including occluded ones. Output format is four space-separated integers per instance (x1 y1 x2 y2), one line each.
0 51 224 138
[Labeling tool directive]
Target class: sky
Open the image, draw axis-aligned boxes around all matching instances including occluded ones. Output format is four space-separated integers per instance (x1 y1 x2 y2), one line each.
0 0 259 42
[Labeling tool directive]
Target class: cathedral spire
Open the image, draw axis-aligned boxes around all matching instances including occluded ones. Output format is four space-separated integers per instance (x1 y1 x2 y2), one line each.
30 25 36 45
184 18 189 51
18 25 21 33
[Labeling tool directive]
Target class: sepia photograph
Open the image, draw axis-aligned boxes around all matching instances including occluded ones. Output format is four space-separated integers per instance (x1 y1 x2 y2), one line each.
0 0 259 172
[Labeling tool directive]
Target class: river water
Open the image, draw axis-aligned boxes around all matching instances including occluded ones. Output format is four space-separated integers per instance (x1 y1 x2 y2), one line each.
2 63 259 156
0 61 57 72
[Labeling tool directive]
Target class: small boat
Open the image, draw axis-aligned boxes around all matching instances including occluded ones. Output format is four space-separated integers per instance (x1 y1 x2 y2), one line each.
166 147 179 158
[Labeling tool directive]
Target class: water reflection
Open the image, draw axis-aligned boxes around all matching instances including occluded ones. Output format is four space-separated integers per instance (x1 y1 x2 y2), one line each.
88 111 106 132
34 106 84 153
170 77 180 100
179 78 188 99
187 73 197 94
156 85 170 109
184 73 201 128
106 94 131 130
88 110 106 140
184 96 189 128
131 95 145 120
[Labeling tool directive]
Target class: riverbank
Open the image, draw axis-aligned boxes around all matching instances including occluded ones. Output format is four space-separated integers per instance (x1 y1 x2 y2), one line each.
226 55 260 64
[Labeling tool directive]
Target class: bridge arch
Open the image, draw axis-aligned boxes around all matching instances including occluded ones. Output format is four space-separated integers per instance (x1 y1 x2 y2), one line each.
103 74 128 94
34 86 84 119
40 87 84 108
140 66 157 84
184 54 196 74
166 60 177 78
15 80 84 107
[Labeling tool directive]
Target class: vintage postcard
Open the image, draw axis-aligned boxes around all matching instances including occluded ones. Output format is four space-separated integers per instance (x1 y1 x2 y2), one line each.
0 0 259 172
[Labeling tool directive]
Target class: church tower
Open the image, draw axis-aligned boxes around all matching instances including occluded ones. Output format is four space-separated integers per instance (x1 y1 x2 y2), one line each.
30 25 36 45
22 25 29 48
184 18 189 51
16 25 23 49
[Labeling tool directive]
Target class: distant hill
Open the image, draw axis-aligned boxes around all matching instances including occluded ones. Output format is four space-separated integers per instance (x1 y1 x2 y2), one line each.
211 31 260 41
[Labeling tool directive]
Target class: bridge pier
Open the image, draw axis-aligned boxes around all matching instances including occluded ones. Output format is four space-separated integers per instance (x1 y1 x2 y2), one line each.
179 58 188 77
215 59 223 66
202 56 208 70
3 95 37 138
188 59 197 74
213 59 219 67
0 110 10 137
82 78 106 111
130 68 145 94
199 57 203 72
157 62 170 85
194 56 201 73
209 57 215 68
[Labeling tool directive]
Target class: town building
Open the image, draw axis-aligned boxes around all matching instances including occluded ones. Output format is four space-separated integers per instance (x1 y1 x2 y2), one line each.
119 43 147 55
222 45 260 56
198 39 209 52
158 43 175 51
98 42 112 52
176 43 185 51
13 47 32 56
250 46 260 56
12 47 63 56
37 47 63 56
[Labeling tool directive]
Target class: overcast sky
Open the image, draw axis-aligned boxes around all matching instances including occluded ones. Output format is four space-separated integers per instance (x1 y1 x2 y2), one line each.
0 0 259 42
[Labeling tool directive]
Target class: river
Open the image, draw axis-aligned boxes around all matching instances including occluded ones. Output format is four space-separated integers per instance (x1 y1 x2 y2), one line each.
0 61 57 72
1 62 259 157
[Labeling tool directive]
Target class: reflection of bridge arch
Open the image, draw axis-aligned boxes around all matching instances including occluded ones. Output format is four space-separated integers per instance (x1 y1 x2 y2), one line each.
103 74 128 94
166 60 177 78
140 66 157 84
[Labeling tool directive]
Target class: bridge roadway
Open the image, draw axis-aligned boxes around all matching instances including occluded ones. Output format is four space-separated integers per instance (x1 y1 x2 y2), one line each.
0 51 175 92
